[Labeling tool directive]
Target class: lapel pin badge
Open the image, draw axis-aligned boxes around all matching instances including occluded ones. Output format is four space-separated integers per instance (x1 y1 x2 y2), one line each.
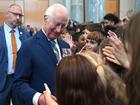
20 32 23 35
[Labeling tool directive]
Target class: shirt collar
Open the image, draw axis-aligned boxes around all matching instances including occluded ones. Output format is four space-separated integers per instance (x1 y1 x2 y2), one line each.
41 28 57 43
4 23 18 33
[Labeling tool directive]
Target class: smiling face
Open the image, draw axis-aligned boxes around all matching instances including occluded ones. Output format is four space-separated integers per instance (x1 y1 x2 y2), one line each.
5 4 23 28
43 6 68 40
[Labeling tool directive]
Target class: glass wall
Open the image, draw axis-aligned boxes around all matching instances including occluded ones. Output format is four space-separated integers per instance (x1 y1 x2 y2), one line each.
86 0 105 22
64 0 83 23
134 0 140 13
63 0 105 23
71 0 83 23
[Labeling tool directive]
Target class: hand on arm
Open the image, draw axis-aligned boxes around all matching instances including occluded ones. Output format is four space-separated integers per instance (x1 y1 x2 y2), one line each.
43 83 58 105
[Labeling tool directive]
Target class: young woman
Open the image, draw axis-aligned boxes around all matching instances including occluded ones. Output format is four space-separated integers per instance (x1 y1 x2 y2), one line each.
44 54 111 105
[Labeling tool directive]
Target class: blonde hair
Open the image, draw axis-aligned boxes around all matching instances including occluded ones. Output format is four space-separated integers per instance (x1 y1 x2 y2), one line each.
78 51 107 88
78 51 128 105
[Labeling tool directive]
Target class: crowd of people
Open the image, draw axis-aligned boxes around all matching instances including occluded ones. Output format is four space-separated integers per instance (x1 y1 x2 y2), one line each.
0 2 140 105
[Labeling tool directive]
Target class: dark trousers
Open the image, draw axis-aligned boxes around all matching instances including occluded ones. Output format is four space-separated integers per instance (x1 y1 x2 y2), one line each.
0 74 16 105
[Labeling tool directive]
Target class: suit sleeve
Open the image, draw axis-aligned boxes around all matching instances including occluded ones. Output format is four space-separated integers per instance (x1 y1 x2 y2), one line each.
12 41 37 105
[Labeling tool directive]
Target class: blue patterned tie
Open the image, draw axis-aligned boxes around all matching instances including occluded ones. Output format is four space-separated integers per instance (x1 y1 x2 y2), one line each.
50 40 60 61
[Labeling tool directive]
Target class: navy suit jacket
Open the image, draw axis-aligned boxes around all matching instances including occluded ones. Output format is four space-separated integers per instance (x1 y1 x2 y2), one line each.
0 25 30 91
13 30 70 105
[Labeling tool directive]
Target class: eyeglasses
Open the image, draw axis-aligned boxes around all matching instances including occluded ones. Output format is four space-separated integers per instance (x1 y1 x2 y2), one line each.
8 11 23 17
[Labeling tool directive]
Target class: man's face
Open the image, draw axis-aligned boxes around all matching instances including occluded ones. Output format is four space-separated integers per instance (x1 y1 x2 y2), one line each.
44 11 68 40
6 5 23 28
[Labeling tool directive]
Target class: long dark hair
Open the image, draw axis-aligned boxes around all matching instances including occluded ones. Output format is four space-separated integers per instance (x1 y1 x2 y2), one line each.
124 12 140 105
56 54 111 105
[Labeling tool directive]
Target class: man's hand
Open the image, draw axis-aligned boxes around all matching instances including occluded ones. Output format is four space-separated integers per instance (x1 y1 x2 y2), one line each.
38 94 46 105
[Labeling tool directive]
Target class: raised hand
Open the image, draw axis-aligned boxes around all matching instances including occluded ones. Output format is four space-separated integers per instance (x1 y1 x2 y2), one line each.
103 30 130 69
62 32 74 48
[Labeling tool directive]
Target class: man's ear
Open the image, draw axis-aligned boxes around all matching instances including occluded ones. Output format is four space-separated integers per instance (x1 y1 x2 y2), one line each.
44 15 49 22
5 11 10 18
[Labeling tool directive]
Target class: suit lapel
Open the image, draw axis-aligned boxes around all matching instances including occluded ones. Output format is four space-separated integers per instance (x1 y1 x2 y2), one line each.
18 28 25 42
0 25 8 57
36 30 58 64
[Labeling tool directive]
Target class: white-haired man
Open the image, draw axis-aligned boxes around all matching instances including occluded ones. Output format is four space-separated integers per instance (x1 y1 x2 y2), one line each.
13 4 70 105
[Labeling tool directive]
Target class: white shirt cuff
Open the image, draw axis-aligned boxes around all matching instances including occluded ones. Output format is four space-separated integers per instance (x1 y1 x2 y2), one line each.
33 92 42 105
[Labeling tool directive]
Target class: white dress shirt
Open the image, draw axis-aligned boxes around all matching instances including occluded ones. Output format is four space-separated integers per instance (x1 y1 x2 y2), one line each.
4 23 21 74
